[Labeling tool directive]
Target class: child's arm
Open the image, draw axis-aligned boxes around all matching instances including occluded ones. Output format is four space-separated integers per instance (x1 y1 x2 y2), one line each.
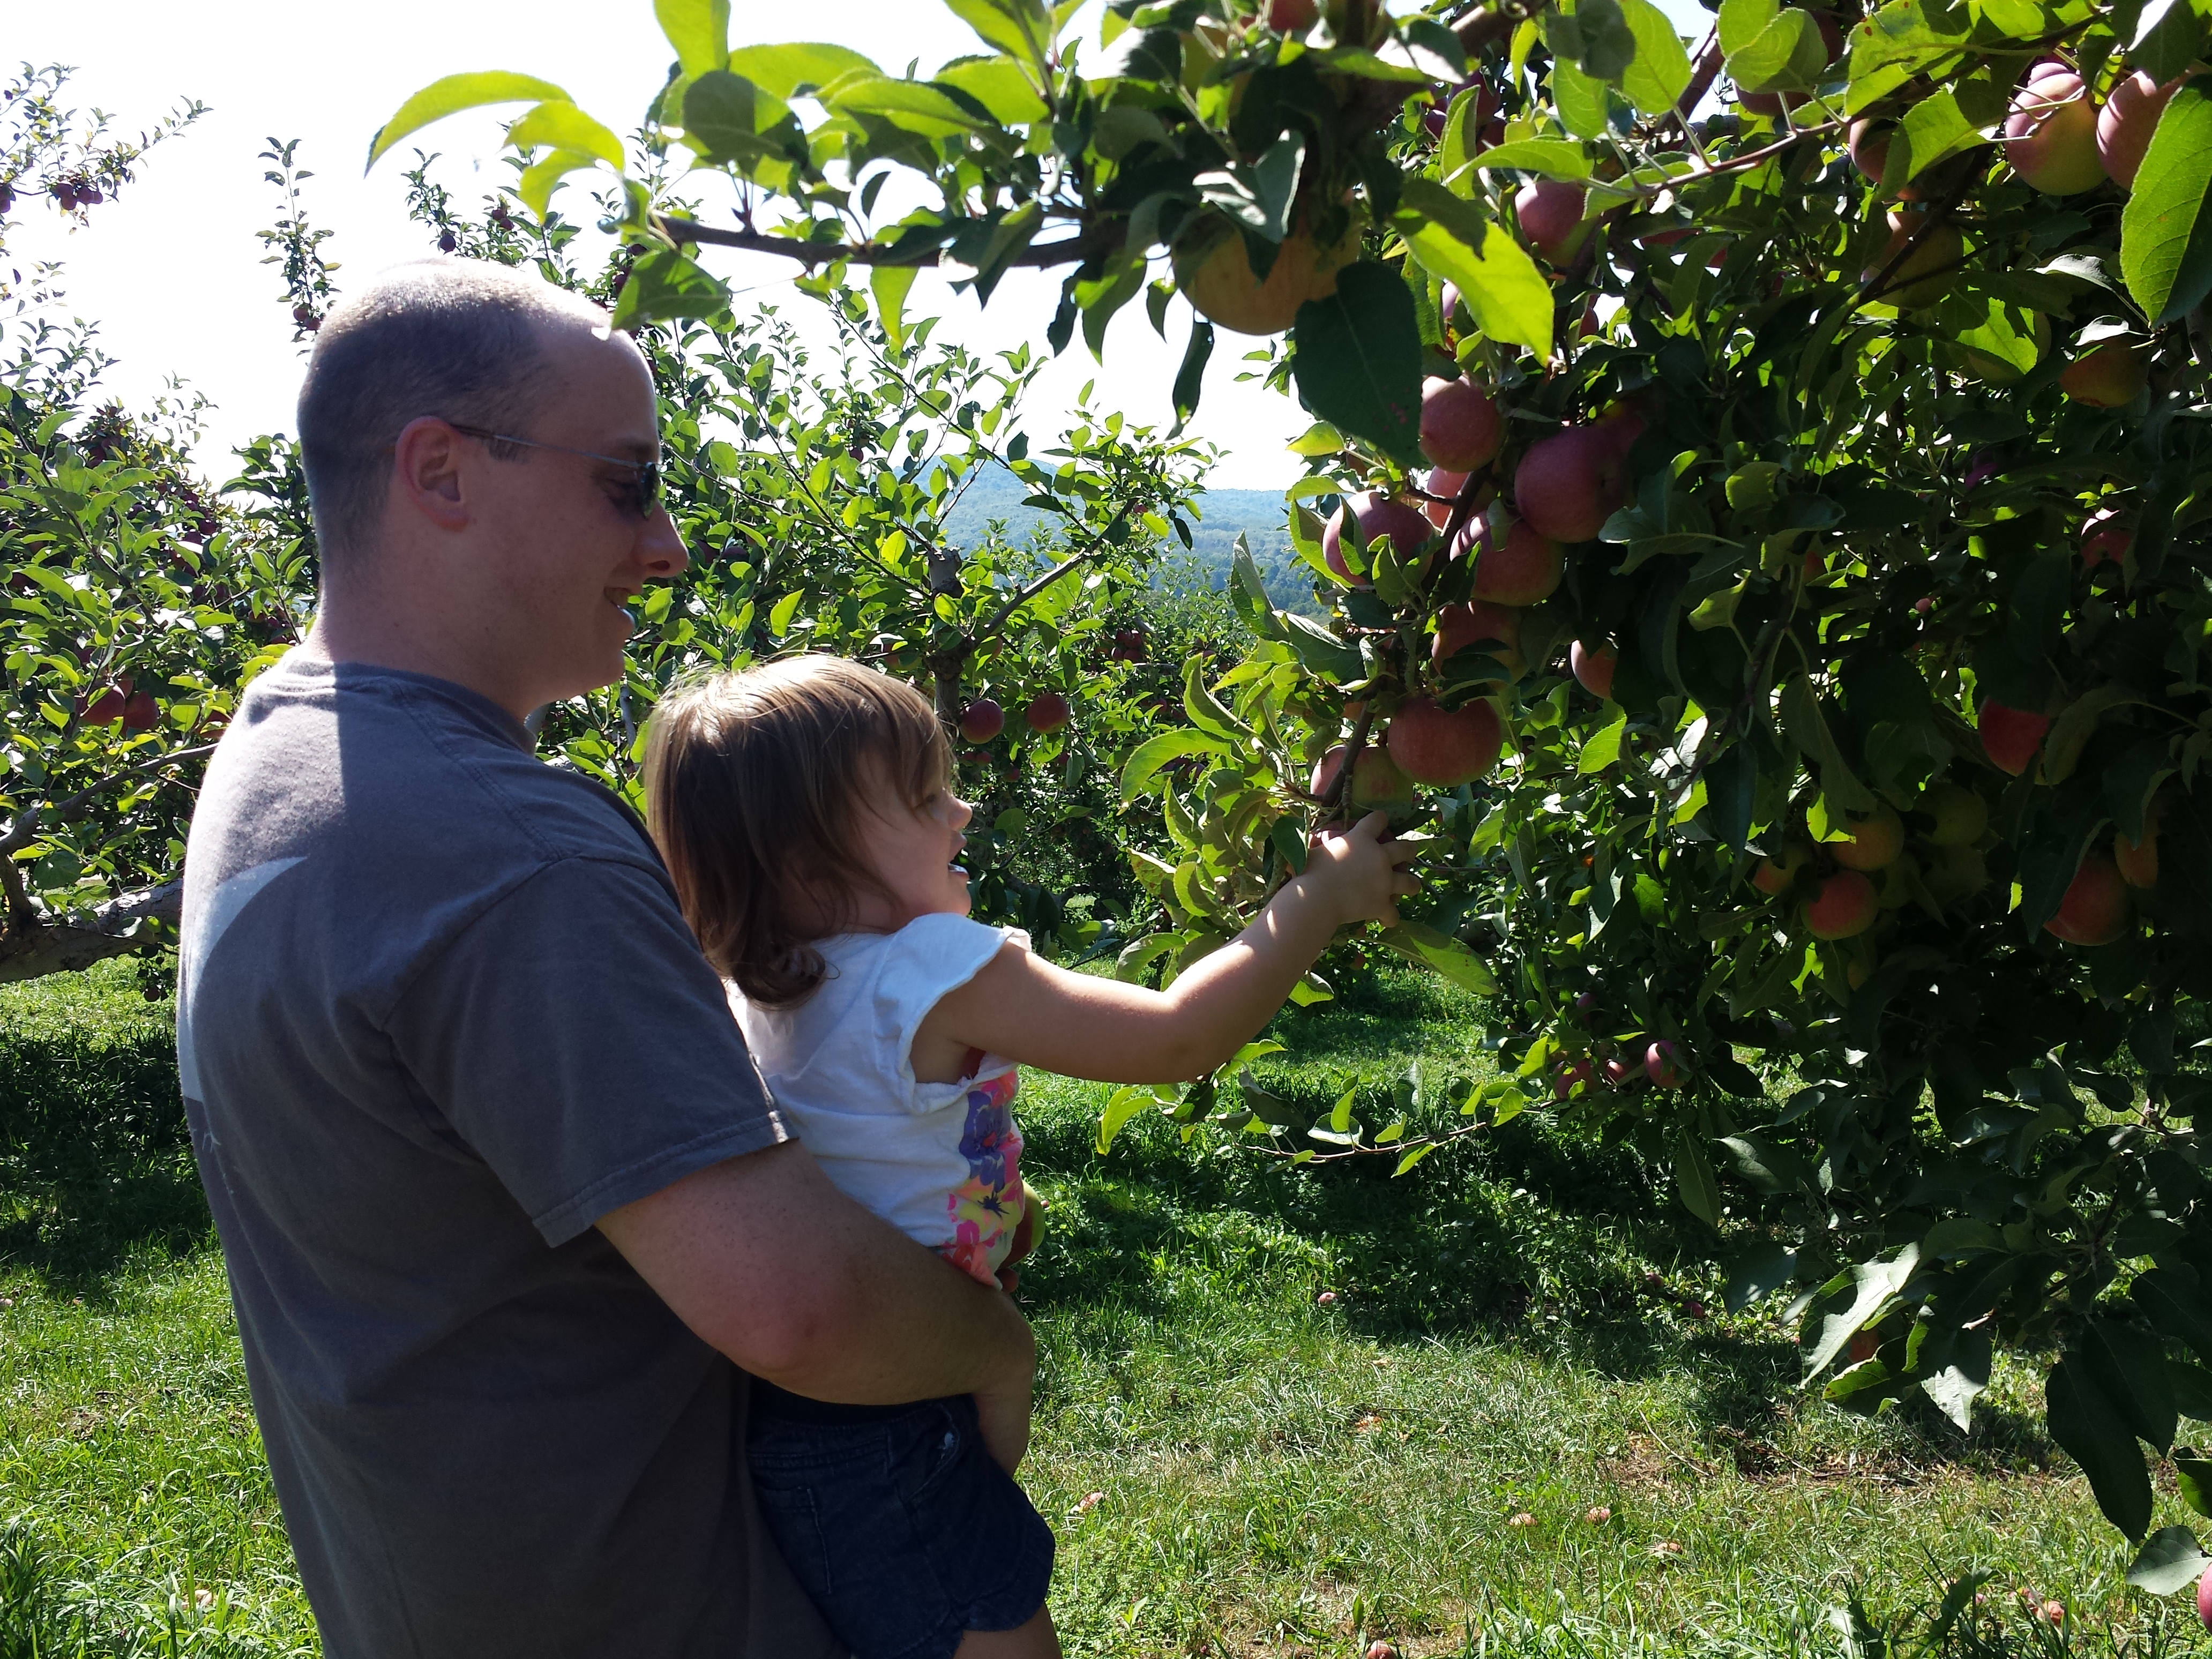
918 812 1418 1085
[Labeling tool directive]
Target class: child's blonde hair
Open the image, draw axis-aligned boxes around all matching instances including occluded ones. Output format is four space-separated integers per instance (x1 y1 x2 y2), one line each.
643 654 952 1006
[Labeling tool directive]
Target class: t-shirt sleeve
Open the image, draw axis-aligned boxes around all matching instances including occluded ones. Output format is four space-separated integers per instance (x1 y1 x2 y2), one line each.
870 913 1028 1108
387 854 791 1245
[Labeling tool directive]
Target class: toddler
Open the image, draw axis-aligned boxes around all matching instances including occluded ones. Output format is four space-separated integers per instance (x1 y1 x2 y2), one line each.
642 654 1415 1659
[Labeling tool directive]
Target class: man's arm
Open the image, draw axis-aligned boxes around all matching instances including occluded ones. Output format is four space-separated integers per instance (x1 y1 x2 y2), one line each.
597 1140 1037 1461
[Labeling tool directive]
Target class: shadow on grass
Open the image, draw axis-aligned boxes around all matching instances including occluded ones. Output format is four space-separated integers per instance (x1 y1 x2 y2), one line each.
0 967 207 1296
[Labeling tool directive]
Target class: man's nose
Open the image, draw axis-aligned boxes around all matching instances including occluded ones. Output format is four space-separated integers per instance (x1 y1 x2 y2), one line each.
637 504 689 578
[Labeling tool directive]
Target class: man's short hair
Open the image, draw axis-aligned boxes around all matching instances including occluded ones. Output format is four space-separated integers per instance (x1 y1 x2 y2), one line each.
296 259 609 566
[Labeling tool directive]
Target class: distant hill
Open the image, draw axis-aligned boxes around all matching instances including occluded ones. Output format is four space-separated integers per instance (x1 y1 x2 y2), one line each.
939 462 1324 616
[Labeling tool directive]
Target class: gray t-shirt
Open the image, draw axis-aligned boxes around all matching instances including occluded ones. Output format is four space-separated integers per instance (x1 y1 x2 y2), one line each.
177 652 840 1659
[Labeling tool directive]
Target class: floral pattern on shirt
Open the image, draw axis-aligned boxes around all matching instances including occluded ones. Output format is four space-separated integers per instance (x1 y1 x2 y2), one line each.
937 1067 1023 1288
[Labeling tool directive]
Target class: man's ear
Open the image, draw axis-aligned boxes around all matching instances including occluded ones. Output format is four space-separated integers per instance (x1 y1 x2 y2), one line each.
390 416 472 532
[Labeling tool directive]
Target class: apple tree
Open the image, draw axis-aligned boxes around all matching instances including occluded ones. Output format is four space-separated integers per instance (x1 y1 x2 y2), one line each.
391 0 2212 1569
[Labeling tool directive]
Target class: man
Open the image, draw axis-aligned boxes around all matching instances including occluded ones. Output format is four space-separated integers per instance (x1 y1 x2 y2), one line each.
177 259 1036 1657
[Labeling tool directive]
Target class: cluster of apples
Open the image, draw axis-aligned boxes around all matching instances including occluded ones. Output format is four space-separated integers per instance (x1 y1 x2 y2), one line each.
1751 782 1992 944
1552 992 1692 1098
958 692 1071 745
75 676 160 735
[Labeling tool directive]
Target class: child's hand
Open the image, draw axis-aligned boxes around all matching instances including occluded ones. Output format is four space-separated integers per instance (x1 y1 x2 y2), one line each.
1303 812 1421 928
995 1193 1042 1295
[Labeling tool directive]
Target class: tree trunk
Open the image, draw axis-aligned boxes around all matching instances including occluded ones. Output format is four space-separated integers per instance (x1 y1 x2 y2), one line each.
0 879 181 983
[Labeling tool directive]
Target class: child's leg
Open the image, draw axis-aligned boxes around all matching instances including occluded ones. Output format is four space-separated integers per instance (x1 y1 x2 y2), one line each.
953 1603 1060 1659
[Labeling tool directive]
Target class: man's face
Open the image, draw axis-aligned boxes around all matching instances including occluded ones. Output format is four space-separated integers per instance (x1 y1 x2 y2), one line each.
468 325 687 705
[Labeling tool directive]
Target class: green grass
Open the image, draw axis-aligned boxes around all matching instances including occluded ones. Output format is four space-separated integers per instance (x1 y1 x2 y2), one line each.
3 962 2209 1656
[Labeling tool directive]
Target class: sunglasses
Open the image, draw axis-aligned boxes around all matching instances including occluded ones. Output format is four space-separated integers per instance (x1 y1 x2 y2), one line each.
446 423 664 520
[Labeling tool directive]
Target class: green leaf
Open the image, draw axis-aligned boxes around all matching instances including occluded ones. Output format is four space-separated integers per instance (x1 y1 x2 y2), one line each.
1096 1082 1165 1153
683 73 798 167
1400 220 1555 364
2136 1269 2212 1367
2180 1453 2212 1518
367 71 574 171
724 42 879 98
609 246 731 331
2081 1317 2178 1454
830 76 996 138
655 0 731 79
1279 612 1365 683
1778 676 1876 812
2172 1359 2212 1421
1120 729 1231 800
1229 537 1289 642
1717 0 1780 56
1579 710 1627 773
1377 922 1501 995
507 101 629 171
871 264 918 348
2121 81 2212 325
1619 0 1693 115
519 149 604 220
1802 1245 1922 1379
942 0 1057 77
1449 138 1593 180
2047 1356 2155 1540
1899 90 1985 180
1550 57 1615 138
767 589 805 639
935 56 1050 125
1182 659 1250 743
1673 1128 1722 1227
1726 6 1824 92
1725 1240 1798 1311
1289 263 1424 465
2127 1526 2212 1594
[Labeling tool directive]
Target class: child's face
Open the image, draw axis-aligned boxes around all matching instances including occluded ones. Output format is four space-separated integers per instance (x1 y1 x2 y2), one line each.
851 768 975 930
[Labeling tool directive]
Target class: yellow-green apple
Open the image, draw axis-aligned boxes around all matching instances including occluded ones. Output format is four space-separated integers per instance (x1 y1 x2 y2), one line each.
2081 507 2132 566
1515 179 1589 264
1431 601 1525 678
2044 850 2130 944
1386 696 1504 785
1922 843 1989 905
1310 742 1418 821
1570 639 1617 699
2114 798 2162 887
960 698 1005 742
2061 341 2149 406
1467 516 1564 605
1752 840 1813 895
1514 423 1631 543
1025 692 1071 734
1420 379 1503 471
1919 782 1989 847
2006 67 2106 194
1804 870 1879 938
1830 802 1905 871
1324 494 1431 586
1863 211 1965 308
2098 69 2189 187
1644 1040 1687 1088
1977 699 2051 774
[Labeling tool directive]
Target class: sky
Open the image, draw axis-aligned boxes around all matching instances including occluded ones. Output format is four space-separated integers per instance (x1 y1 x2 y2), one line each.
7 0 1711 492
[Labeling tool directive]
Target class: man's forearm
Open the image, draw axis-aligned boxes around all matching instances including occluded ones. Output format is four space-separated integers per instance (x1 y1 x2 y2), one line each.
598 1140 1033 1406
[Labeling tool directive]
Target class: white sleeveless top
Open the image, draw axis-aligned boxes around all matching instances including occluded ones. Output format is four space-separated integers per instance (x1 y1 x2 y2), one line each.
731 913 1028 1286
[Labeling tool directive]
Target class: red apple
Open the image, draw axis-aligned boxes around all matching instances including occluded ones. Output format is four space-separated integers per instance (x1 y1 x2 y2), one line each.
1803 870 1878 939
1324 494 1432 586
2044 851 2130 945
1025 691 1071 734
1432 601 1525 678
1645 1040 1687 1089
1514 424 1630 544
1570 640 1617 699
2061 342 2149 407
2195 1561 2212 1630
1309 742 1418 820
1514 179 1589 264
1419 379 1503 472
1385 696 1504 786
81 687 124 725
1114 627 1148 662
1752 841 1812 895
2099 70 2189 188
1977 700 2051 775
1602 1055 1638 1088
959 699 1005 743
1554 1058 1595 1098
1423 467 1470 528
2007 68 2105 195
1266 0 1319 31
1829 803 1904 872
2081 507 2132 566
122 691 159 733
1466 517 1564 606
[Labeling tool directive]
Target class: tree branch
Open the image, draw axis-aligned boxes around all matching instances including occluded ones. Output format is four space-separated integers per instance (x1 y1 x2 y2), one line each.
0 743 217 857
0 878 180 984
652 213 1115 271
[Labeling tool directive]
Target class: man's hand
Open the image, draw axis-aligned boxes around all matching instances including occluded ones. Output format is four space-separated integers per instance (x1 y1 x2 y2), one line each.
1301 811 1422 928
599 1140 1035 1410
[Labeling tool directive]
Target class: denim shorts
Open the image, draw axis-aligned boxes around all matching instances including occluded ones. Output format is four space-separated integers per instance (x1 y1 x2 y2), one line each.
746 1385 1055 1659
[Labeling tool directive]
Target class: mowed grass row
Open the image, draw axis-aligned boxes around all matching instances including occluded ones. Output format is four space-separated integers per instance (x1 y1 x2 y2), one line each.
2 963 2207 1655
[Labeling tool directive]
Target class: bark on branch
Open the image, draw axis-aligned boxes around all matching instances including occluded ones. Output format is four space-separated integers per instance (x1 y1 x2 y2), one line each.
0 879 180 984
